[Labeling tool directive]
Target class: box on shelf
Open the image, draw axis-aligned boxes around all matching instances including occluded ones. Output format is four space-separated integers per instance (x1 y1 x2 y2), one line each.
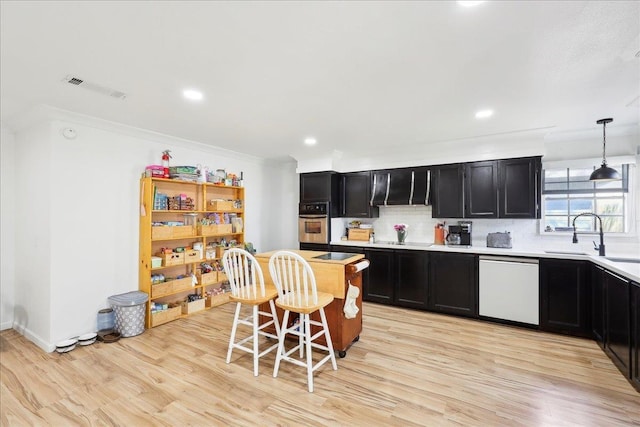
145 165 165 178
215 246 228 259
162 252 185 267
218 271 228 282
183 249 201 263
151 256 162 268
198 224 233 236
151 276 192 297
197 271 218 285
348 228 371 241
152 226 173 239
181 298 205 314
206 292 230 308
150 305 182 327
171 225 195 238
209 200 234 211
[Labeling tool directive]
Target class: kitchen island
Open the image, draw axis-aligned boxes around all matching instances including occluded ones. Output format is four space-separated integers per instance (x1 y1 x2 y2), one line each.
254 249 366 357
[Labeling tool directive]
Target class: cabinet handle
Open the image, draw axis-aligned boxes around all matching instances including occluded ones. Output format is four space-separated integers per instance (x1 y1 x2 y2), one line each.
409 171 415 205
426 169 431 206
370 175 377 206
342 176 346 216
384 173 390 206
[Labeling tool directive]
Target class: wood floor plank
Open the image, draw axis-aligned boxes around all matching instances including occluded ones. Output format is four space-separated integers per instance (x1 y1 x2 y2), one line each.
1 302 638 426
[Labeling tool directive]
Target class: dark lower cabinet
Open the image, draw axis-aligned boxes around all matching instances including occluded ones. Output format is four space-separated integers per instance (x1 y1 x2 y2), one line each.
360 248 429 309
591 264 605 347
395 250 429 309
631 281 640 392
363 248 394 304
428 252 477 317
539 259 591 337
604 270 631 379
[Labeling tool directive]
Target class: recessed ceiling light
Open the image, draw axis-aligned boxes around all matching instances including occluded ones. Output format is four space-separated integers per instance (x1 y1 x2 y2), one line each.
183 89 204 101
458 1 486 7
475 109 494 119
304 137 317 146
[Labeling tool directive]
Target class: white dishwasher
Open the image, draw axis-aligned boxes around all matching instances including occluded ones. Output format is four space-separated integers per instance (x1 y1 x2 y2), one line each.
479 256 539 325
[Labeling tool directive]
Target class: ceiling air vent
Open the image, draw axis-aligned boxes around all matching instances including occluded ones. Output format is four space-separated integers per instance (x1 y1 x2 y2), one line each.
62 75 127 100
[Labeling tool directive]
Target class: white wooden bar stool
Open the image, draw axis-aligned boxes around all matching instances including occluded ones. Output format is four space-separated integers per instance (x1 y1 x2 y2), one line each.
268 250 337 392
222 248 280 376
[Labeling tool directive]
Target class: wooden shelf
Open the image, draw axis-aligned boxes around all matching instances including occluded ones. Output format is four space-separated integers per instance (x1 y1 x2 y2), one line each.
140 176 242 329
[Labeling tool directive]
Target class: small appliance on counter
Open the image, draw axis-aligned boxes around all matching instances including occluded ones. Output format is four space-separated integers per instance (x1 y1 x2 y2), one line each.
447 221 472 246
487 231 512 248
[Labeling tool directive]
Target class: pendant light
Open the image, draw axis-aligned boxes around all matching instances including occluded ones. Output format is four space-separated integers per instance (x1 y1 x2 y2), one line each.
590 118 621 181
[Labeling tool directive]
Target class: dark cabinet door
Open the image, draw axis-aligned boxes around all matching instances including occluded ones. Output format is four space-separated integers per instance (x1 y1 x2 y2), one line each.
464 161 498 218
432 164 464 218
386 168 413 205
605 270 631 378
341 172 379 218
591 264 606 347
411 167 430 206
498 157 541 219
631 281 640 392
394 250 429 309
300 172 331 202
370 171 389 206
428 252 477 317
539 259 591 337
363 248 394 304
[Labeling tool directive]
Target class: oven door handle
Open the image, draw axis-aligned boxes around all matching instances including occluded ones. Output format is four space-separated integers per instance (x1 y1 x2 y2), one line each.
299 215 328 219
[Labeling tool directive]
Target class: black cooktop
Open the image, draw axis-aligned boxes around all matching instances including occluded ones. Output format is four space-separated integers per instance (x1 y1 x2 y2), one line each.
312 252 355 261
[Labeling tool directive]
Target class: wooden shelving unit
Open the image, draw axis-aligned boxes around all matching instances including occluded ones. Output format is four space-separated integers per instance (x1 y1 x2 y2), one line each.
139 177 244 328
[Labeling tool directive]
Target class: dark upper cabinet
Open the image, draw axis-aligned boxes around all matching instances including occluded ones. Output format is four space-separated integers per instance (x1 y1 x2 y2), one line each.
498 157 541 218
431 164 464 218
395 250 429 309
591 264 606 347
370 171 389 206
631 281 640 392
300 172 340 215
386 169 413 205
464 161 498 218
539 259 591 338
371 167 431 206
428 252 477 317
411 167 431 205
431 156 541 219
605 270 631 379
340 172 379 218
363 248 394 304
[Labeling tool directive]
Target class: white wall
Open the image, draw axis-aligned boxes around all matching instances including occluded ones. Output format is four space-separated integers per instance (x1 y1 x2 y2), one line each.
3 109 298 351
0 125 16 330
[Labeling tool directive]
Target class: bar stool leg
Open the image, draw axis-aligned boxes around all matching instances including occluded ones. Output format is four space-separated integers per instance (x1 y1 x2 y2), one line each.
304 313 314 392
226 302 242 364
252 304 259 376
273 310 290 378
319 308 337 370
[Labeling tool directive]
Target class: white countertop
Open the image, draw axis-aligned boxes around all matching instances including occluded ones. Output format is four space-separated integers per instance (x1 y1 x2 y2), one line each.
330 239 640 283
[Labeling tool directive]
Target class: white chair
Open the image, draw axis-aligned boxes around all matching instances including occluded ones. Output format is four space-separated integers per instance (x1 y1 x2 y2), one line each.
222 248 280 376
268 250 337 392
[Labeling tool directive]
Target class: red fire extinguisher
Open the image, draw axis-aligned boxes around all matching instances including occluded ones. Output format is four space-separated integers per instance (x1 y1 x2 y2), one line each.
161 150 171 178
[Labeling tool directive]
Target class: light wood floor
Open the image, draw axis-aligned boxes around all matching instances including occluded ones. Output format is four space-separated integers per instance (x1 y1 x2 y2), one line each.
1 302 638 426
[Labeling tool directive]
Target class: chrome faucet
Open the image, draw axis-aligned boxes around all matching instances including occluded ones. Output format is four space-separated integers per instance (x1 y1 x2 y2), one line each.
572 212 605 256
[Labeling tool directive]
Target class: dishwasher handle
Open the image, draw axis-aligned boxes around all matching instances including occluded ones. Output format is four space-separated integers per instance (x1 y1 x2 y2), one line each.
479 255 539 265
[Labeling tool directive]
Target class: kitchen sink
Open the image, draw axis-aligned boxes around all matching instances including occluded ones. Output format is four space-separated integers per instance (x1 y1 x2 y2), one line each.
604 257 640 264
543 250 589 255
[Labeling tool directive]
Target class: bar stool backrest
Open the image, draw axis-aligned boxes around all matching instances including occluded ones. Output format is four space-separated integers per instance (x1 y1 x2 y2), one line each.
268 251 318 308
222 248 266 300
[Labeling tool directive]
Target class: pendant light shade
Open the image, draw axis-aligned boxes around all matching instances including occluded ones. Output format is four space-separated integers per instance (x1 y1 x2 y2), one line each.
590 118 621 182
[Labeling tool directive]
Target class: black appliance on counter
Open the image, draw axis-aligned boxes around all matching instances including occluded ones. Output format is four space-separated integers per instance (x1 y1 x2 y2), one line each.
447 221 472 246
